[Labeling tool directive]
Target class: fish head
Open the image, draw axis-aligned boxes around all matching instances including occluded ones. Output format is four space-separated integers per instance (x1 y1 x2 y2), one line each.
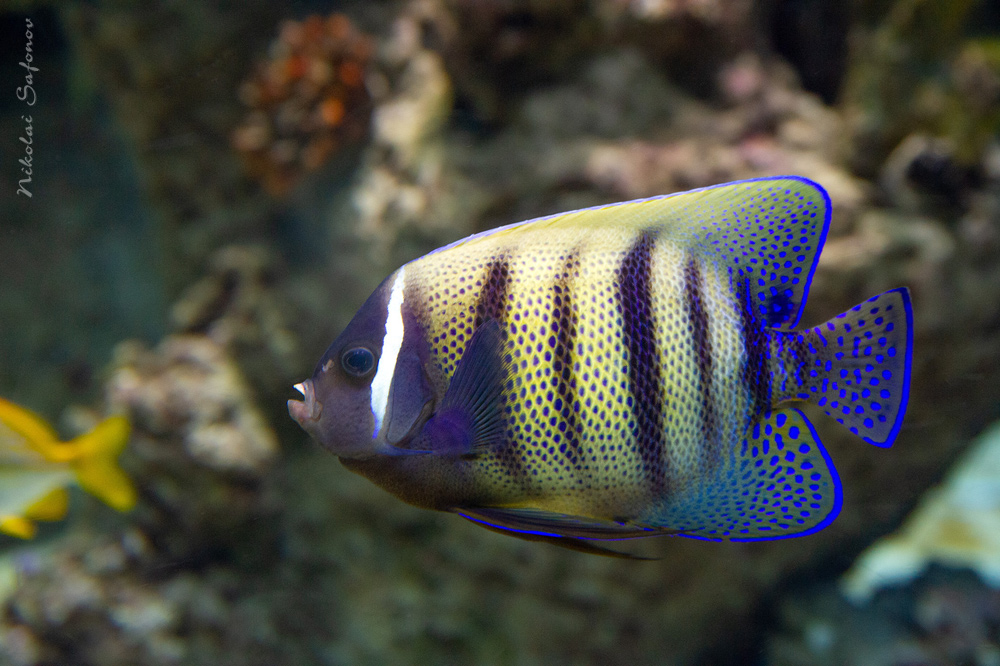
288 267 435 458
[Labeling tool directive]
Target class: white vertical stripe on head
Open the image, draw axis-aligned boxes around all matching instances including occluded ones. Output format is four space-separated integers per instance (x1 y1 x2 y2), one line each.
370 267 407 438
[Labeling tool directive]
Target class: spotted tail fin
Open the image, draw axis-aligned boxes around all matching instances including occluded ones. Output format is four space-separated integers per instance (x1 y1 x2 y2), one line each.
774 288 913 447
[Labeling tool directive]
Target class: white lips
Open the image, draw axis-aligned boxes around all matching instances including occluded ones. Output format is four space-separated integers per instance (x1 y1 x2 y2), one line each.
290 379 321 422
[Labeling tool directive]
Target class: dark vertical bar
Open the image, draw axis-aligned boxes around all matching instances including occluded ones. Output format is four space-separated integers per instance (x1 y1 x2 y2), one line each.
474 256 511 329
474 255 524 484
736 275 772 424
616 232 667 497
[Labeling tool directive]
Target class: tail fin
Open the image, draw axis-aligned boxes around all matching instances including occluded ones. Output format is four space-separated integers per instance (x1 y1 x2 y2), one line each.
777 288 913 447
0 516 37 539
70 415 137 511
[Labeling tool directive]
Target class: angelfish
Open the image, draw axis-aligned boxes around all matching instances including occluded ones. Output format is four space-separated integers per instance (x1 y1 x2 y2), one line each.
289 177 912 556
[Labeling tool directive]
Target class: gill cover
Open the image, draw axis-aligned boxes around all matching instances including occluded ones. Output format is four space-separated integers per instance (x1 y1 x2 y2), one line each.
383 345 434 446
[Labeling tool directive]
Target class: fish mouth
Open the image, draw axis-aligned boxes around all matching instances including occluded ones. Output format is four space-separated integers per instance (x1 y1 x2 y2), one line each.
288 379 322 427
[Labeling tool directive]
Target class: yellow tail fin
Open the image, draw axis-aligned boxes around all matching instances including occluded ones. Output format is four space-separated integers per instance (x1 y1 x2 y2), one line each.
0 515 36 539
70 415 137 512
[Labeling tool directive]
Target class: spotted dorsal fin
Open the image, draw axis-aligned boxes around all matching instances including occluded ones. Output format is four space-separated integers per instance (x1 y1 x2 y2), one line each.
441 177 830 329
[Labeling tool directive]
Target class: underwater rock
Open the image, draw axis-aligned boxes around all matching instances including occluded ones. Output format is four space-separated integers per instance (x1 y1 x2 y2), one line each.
843 421 1000 602
232 13 374 196
107 335 277 476
516 48 681 140
840 0 997 176
172 246 293 354
347 1 493 265
102 333 282 566
767 569 1000 666
880 134 978 215
605 0 743 21
0 530 295 666
170 244 303 409
394 0 760 125
572 51 867 236
396 0 597 124
593 0 761 97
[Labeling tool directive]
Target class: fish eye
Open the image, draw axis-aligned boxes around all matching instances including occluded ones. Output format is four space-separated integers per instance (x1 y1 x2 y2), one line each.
341 346 376 377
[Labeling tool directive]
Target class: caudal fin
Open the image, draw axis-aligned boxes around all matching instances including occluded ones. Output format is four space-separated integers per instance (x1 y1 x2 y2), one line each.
70 415 137 511
786 288 913 447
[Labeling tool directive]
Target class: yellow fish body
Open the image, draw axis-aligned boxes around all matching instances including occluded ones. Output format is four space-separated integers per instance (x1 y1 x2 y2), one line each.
290 177 913 554
0 397 136 539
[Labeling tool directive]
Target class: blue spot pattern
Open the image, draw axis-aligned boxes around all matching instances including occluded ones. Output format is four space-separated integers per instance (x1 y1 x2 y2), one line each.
645 408 841 541
647 176 831 330
445 177 831 330
783 288 913 447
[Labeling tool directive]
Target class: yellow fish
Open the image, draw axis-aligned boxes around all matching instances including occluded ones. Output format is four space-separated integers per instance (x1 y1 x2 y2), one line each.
0 397 136 539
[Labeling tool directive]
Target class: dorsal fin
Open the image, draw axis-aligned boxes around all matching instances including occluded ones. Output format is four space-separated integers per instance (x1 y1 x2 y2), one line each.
440 177 831 330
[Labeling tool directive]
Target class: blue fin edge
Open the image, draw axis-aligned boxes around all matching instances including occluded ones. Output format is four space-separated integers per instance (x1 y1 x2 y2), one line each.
454 509 663 542
782 178 832 329
458 512 564 539
863 287 913 449
727 408 843 543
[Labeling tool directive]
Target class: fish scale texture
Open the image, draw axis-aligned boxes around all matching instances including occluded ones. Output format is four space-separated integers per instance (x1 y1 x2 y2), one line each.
402 180 825 521
411 226 656 514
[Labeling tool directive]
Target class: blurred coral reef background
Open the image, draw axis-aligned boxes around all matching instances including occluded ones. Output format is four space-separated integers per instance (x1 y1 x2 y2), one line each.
1 0 1000 664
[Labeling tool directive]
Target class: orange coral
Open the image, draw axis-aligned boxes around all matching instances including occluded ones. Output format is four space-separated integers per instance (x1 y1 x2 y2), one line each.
233 13 373 196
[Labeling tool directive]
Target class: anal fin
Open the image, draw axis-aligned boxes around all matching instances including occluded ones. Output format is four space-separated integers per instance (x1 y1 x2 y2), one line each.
644 408 842 542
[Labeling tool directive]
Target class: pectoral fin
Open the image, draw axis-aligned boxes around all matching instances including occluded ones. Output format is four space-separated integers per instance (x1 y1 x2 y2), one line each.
423 319 509 456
